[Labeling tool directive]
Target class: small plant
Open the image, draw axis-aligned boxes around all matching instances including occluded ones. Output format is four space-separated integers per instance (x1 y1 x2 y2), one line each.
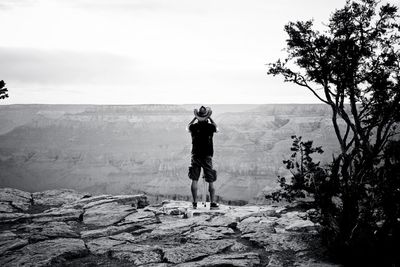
267 135 326 202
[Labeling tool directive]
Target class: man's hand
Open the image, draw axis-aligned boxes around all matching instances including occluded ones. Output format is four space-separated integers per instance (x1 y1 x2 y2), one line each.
186 117 197 132
208 117 219 132
208 117 216 125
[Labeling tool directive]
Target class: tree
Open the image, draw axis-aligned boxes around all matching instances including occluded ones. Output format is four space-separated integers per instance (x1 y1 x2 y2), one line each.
0 80 8 99
268 0 400 265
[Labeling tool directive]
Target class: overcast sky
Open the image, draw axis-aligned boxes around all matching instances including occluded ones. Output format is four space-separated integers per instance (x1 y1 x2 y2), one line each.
0 0 391 104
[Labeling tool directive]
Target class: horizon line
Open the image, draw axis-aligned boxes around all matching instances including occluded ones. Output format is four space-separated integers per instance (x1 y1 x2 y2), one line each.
0 103 327 106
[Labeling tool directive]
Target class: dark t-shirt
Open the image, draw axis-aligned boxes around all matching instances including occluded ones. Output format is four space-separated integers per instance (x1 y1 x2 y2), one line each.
189 122 217 157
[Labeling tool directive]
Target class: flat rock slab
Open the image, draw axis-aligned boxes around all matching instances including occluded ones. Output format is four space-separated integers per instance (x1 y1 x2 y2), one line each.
175 252 261 267
185 225 235 240
31 207 83 223
117 210 158 226
274 211 319 232
111 248 162 265
0 212 31 223
81 194 148 210
145 215 212 240
256 232 317 252
161 200 229 215
0 236 28 255
201 214 238 228
0 202 16 213
16 221 79 242
87 235 162 265
81 223 141 239
83 202 137 226
238 216 277 234
32 189 89 207
0 188 32 212
162 239 235 264
0 238 88 267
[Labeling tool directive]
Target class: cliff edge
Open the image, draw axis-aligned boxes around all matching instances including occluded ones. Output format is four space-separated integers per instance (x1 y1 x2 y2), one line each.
0 188 340 266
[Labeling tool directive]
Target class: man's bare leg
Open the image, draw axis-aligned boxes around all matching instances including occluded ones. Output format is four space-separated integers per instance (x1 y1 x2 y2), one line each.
191 180 198 203
208 182 215 203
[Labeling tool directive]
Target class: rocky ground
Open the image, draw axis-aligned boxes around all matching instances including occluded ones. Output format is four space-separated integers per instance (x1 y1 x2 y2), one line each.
0 188 341 266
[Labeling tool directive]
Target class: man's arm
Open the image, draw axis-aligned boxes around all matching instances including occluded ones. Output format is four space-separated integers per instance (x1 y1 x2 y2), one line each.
186 117 196 132
208 117 219 133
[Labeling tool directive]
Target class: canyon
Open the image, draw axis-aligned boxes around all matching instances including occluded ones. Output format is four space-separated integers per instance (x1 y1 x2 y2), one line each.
0 104 340 203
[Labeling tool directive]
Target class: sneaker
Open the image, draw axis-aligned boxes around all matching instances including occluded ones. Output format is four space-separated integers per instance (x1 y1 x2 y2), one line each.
210 202 219 210
192 202 197 209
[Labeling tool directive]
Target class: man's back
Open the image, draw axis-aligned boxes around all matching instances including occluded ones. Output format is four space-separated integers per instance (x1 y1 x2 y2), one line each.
189 121 216 157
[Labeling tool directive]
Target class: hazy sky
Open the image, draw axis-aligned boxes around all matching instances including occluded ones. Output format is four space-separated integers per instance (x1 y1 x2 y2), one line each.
0 0 390 104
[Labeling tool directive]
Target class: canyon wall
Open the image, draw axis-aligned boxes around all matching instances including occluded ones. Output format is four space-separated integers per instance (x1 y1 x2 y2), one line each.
0 104 340 203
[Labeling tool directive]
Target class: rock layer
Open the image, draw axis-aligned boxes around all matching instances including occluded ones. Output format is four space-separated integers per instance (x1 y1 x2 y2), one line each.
0 188 341 266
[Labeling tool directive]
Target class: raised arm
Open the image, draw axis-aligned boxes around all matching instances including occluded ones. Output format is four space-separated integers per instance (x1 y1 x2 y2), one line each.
186 117 196 132
208 117 219 133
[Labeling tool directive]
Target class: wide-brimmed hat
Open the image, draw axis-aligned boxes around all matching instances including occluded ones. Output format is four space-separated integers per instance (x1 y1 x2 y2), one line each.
194 106 212 121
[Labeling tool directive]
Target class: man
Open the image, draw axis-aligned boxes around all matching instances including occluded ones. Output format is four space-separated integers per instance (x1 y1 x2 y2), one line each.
187 105 219 210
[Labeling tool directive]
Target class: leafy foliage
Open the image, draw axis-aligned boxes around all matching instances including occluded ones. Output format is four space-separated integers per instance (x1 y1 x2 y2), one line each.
267 135 325 202
0 80 8 99
267 0 400 265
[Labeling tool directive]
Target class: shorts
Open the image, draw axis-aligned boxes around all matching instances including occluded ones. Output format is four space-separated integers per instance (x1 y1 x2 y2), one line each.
188 155 217 182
